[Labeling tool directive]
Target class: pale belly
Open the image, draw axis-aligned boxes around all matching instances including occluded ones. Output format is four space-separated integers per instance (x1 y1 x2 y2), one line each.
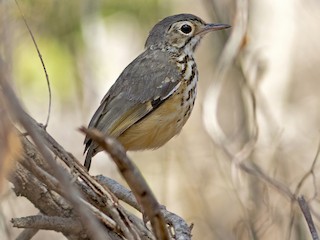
117 78 197 150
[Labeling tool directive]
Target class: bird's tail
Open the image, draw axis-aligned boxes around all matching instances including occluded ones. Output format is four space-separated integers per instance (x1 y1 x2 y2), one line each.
84 147 94 171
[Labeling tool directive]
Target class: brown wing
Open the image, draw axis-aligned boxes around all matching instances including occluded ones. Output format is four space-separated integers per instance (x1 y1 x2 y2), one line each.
84 48 181 154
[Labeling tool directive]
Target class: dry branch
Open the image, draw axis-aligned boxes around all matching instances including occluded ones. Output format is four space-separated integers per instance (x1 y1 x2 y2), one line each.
0 59 191 239
15 228 38 240
298 196 319 240
11 215 83 234
80 127 170 240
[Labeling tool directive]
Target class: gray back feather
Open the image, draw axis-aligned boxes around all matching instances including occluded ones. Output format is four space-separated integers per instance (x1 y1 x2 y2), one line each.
84 48 181 152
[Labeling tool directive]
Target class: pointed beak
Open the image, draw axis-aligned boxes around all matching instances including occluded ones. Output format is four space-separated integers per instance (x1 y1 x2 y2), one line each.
197 23 231 36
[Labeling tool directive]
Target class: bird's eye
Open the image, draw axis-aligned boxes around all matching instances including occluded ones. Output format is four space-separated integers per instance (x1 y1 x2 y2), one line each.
180 24 192 34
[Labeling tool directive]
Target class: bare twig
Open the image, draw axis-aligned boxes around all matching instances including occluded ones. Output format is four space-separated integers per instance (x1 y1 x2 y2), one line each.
16 130 155 239
0 63 108 240
287 140 320 238
19 149 61 193
38 129 140 240
14 0 52 128
17 118 146 239
80 127 170 240
11 215 83 234
80 199 117 231
298 196 319 240
16 228 38 240
20 127 141 239
294 140 320 199
96 175 192 240
239 160 294 200
96 175 141 211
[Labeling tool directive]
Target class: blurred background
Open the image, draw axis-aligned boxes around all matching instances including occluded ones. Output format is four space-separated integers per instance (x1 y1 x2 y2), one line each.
1 0 320 239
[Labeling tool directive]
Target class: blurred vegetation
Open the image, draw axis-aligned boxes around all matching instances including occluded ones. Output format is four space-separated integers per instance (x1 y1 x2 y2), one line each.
13 0 169 104
2 0 320 240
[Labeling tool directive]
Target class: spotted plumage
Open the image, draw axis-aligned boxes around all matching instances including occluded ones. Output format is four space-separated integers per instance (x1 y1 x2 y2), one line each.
84 13 230 170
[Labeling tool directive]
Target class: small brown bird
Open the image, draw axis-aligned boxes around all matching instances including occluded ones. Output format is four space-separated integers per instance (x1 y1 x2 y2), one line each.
84 13 230 170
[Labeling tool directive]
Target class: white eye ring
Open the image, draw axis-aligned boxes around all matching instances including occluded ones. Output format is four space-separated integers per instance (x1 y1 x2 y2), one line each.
179 24 193 35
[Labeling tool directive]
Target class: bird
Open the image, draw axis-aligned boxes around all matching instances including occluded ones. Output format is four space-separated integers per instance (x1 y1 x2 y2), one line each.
83 13 230 170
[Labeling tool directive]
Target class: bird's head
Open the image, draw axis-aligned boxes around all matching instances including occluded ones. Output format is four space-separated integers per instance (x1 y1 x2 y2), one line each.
145 13 230 54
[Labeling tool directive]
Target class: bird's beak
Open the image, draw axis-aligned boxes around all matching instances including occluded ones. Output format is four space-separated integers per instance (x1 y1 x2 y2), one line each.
197 23 231 36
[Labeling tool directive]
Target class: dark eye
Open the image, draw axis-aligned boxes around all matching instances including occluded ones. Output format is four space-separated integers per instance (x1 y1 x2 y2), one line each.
180 24 192 34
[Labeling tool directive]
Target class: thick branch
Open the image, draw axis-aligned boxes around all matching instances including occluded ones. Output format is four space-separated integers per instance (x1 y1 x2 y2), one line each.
80 127 170 240
96 175 192 240
11 215 82 234
1 57 191 240
11 162 71 217
0 63 108 240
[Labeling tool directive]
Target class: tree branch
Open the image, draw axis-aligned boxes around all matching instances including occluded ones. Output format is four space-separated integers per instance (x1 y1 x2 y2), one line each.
15 228 38 240
96 175 192 240
0 61 109 240
298 196 319 240
11 215 82 234
80 127 170 240
0 52 192 239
